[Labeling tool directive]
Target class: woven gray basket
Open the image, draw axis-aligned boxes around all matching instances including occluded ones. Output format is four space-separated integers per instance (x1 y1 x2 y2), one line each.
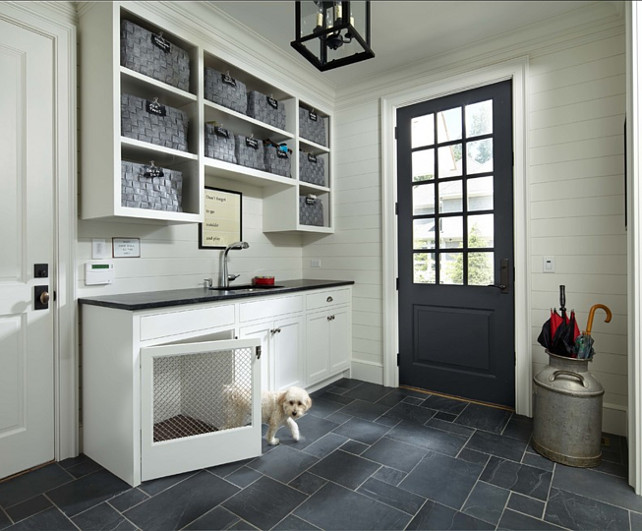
235 135 265 171
121 93 189 152
299 152 325 186
120 20 190 92
204 67 247 114
204 124 236 163
299 194 324 226
264 144 291 177
299 108 327 146
247 91 286 130
121 161 182 211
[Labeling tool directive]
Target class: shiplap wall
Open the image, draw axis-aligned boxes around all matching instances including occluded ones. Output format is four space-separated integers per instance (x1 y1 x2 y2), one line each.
529 33 627 433
304 13 627 433
77 180 304 298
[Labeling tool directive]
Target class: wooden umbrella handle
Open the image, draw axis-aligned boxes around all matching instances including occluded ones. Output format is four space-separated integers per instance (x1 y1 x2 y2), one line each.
585 304 612 335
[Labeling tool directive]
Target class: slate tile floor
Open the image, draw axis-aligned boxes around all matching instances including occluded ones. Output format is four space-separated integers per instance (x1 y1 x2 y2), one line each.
1 378 640 530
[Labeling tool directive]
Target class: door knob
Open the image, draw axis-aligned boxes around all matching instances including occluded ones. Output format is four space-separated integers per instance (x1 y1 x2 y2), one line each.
34 285 49 310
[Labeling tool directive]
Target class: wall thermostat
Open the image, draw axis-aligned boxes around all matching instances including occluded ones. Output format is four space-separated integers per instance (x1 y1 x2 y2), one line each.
85 261 114 285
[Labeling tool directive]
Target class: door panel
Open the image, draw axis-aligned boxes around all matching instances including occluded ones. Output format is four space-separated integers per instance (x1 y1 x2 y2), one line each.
0 18 55 478
397 80 514 407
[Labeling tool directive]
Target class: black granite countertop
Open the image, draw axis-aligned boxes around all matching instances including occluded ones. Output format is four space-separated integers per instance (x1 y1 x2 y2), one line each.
78 279 355 311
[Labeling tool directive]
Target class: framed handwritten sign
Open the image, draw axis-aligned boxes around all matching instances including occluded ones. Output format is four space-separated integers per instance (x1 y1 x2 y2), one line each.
199 187 242 249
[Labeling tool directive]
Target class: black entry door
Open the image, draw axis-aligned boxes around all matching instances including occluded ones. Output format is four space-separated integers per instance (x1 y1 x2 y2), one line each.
396 80 515 407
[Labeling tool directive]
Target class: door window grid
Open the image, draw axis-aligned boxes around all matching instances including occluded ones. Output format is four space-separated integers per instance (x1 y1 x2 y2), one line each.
410 99 495 285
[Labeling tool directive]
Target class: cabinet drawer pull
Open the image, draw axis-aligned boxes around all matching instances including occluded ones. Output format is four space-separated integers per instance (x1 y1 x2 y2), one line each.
270 327 282 334
327 315 335 321
326 296 333 303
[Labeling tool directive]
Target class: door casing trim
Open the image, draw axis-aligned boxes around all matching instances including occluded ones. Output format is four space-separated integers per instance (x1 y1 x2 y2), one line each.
381 57 531 416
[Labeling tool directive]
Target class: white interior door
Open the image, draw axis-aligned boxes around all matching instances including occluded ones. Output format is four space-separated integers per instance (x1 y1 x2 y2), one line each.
0 17 55 480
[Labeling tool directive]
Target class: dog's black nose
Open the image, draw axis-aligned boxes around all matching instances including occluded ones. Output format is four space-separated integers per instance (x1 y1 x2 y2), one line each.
292 411 297 417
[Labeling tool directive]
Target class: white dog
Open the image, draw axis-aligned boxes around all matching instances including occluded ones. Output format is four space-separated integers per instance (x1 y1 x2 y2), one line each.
262 386 312 445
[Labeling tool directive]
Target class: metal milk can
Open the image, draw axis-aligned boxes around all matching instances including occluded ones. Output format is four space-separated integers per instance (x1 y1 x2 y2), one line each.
532 351 604 467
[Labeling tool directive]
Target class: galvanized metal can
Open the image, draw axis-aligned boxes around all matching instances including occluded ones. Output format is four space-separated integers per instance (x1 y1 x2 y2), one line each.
532 351 604 467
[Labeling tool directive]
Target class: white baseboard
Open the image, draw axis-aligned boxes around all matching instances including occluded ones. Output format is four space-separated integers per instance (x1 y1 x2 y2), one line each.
350 359 384 385
603 402 627 436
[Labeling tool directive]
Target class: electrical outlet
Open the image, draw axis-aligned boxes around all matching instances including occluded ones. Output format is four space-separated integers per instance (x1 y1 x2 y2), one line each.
543 256 555 273
310 259 322 268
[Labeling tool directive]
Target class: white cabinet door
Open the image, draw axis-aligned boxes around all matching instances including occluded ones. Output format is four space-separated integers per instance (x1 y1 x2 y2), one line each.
140 338 262 482
240 315 303 392
329 306 351 374
272 316 304 390
305 311 331 385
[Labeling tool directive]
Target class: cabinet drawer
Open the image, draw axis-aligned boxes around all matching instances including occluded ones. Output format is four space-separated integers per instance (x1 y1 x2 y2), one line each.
140 304 235 341
306 288 351 310
239 295 304 323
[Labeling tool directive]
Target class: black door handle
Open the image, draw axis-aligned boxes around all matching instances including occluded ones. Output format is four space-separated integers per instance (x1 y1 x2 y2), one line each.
487 258 509 294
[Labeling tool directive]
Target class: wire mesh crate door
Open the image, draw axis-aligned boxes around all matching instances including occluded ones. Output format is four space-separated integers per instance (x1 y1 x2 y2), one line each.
151 346 254 443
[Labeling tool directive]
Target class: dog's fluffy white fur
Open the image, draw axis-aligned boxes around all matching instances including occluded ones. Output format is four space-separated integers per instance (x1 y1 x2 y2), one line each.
262 386 312 445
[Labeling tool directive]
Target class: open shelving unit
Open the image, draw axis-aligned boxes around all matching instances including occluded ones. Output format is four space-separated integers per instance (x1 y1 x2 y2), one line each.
79 1 334 233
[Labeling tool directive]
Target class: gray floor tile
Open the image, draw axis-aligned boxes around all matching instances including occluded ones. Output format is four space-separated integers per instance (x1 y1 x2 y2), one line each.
357 477 425 515
462 482 510 525
502 415 533 442
372 466 407 486
248 445 317 483
339 399 391 422
71 502 135 530
457 448 491 466
107 488 149 513
305 396 347 419
421 395 469 415
343 382 393 402
4 507 76 530
426 417 475 438
455 403 512 434
288 472 327 496
631 510 642 530
340 439 370 455
507 492 545 519
225 466 262 488
4 495 52 524
399 451 484 510
465 430 528 462
294 482 410 530
481 456 552 500
290 415 340 449
522 449 555 472
332 417 391 445
273 514 321 530
382 402 437 425
0 464 73 508
308 449 380 490
498 508 565 530
302 432 348 458
125 471 239 530
553 463 642 512
545 487 630 530
362 436 428 473
406 499 494 530
184 506 240 530
222 476 306 530
46 469 131 517
387 421 468 456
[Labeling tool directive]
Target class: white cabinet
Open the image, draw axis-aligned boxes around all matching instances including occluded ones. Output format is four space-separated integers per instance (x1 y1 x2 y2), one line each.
82 303 261 487
240 315 304 392
305 289 352 386
78 1 334 232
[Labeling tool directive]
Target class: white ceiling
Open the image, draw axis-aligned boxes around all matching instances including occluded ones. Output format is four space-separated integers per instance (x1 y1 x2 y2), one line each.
210 1 617 88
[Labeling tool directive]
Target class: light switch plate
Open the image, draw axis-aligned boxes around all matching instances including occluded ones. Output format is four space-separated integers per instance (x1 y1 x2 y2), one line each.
92 238 110 259
543 256 555 273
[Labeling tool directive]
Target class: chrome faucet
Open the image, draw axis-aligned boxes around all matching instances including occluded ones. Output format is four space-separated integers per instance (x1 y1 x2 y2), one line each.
222 241 249 288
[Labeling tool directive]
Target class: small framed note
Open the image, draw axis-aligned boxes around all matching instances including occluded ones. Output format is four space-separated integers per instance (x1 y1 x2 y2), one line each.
199 187 242 249
112 237 141 258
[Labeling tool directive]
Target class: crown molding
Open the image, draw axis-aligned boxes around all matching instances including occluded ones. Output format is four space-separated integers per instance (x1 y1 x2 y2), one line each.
3 1 77 26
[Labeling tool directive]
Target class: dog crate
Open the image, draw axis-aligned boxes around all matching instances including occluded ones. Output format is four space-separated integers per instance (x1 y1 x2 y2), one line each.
140 338 261 482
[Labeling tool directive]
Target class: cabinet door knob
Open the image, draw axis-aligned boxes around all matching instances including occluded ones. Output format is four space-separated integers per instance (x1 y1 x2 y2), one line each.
326 296 333 302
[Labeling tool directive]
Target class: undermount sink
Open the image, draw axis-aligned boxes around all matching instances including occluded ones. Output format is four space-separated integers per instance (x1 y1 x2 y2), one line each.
209 284 284 292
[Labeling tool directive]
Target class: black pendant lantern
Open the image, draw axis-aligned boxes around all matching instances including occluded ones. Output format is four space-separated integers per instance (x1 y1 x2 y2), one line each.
291 1 374 72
